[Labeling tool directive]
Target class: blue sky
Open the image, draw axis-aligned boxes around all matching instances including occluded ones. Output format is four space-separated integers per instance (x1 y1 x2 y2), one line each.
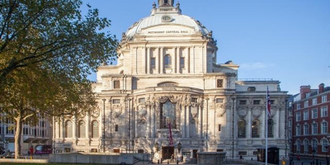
82 0 330 94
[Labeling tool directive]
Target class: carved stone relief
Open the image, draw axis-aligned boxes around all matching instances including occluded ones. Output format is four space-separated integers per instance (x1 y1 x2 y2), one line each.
251 106 262 118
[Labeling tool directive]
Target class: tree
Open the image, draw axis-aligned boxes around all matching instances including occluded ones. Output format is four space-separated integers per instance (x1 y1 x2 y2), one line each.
0 0 118 158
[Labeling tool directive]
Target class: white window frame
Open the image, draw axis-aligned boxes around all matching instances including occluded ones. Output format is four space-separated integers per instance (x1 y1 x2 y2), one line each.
296 112 301 122
303 110 309 120
296 124 301 136
322 95 327 103
321 106 328 117
304 101 309 107
312 122 318 135
312 98 317 105
322 139 329 152
321 121 328 134
304 123 309 135
312 108 318 119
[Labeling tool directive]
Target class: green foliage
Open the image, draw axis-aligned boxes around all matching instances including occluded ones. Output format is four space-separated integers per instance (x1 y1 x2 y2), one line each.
0 0 118 158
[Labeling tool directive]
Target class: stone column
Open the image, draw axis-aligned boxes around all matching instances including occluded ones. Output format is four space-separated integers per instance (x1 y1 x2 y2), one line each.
276 109 280 138
147 104 151 138
160 47 164 74
156 48 160 74
147 47 150 74
187 106 191 138
247 108 252 138
199 105 203 138
176 47 180 73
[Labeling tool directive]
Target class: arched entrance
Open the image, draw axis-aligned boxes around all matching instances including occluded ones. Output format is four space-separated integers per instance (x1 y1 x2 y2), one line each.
162 146 174 160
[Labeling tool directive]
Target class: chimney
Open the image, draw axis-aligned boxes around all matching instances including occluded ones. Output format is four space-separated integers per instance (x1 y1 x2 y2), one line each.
319 83 325 93
300 85 311 99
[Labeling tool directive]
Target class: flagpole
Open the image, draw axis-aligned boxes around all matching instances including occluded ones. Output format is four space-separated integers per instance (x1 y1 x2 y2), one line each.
265 86 270 165
265 108 268 165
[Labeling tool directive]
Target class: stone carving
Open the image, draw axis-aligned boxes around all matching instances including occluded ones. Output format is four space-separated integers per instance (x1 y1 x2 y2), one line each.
91 108 100 118
252 107 262 118
237 107 248 118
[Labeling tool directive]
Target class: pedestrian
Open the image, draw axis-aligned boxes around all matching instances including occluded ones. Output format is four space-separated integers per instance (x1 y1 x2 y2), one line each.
282 157 286 165
29 146 33 159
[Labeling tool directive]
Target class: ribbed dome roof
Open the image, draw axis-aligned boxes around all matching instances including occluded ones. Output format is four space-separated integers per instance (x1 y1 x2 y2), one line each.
124 2 210 40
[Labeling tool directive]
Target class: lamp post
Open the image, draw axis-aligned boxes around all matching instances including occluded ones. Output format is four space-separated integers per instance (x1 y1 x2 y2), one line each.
312 148 316 165
177 142 182 163
326 145 329 165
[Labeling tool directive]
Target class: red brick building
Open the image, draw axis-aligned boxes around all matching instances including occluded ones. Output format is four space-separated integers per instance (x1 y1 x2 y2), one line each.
290 83 330 160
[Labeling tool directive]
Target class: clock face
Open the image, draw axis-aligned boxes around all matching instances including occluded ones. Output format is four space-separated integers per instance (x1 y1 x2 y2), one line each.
162 15 172 22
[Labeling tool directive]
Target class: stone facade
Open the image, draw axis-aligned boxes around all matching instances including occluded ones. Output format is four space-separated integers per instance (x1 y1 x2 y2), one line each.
53 0 289 160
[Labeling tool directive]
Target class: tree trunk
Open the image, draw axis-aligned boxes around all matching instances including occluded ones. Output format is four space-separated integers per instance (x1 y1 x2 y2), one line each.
14 115 23 159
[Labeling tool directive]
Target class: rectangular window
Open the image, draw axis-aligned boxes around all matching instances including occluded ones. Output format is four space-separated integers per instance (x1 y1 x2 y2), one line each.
270 100 275 105
322 95 327 103
312 98 317 105
296 112 301 122
253 100 260 105
139 98 145 103
321 106 328 117
215 98 224 103
303 111 309 120
239 100 247 105
151 58 155 69
112 99 120 104
217 79 223 88
180 57 185 69
304 101 309 108
312 123 318 135
297 104 301 110
312 108 318 119
114 80 120 89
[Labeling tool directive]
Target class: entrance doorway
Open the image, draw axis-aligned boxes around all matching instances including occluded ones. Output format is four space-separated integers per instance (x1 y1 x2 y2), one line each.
162 146 174 160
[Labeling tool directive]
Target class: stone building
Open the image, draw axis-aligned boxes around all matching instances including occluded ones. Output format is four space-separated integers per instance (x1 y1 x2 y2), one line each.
53 0 289 160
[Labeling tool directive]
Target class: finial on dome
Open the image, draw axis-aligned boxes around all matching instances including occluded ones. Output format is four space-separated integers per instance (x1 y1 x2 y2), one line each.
158 0 174 7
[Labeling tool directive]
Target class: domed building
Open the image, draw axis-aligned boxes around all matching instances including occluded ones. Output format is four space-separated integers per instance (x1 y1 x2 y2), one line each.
53 0 289 161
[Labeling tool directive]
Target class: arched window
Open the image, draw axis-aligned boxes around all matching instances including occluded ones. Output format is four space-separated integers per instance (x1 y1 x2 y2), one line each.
321 121 328 134
296 139 301 153
252 119 260 138
312 122 318 134
164 54 171 68
78 120 85 138
312 138 318 151
91 120 99 138
268 119 273 137
322 139 329 152
65 120 72 138
304 123 309 135
160 100 176 129
238 120 246 138
296 124 301 135
303 139 309 153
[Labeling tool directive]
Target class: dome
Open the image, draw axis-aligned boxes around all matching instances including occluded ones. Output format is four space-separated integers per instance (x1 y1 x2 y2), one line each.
124 1 210 40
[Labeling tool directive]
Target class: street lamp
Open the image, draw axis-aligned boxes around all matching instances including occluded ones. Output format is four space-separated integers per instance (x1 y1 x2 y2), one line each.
178 142 182 152
155 142 159 152
312 148 316 165
326 145 329 165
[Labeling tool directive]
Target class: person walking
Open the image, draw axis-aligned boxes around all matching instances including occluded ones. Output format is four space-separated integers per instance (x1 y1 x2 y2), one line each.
29 146 34 159
282 157 286 165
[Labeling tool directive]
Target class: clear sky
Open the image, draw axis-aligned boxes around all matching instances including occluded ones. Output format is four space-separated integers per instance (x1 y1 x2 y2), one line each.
81 0 330 95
